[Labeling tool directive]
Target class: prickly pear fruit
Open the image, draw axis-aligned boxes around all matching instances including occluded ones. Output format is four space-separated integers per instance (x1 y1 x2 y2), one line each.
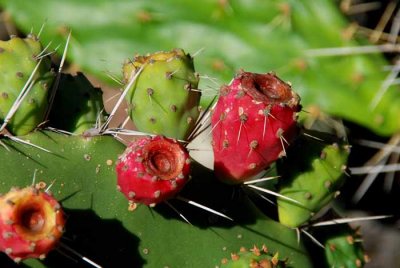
116 135 191 206
211 71 300 184
48 73 105 134
123 48 201 140
277 134 350 227
0 35 54 136
0 186 65 262
220 245 287 268
317 224 368 268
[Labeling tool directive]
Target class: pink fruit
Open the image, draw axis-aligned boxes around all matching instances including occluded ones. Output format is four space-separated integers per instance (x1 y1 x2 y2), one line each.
0 186 65 262
211 71 300 184
116 135 191 206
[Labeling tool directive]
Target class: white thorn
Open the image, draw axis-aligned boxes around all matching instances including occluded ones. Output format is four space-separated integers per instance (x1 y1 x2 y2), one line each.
164 201 192 225
101 65 145 132
31 169 39 187
245 184 303 206
6 135 51 153
0 58 43 133
301 229 325 249
311 215 392 227
243 176 281 185
176 196 233 221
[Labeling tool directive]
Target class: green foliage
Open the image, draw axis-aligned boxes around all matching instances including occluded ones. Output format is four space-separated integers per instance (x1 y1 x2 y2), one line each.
1 0 400 135
0 131 312 267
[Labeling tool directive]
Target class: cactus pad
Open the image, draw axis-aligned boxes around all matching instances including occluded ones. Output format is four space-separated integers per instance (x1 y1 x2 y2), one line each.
0 35 54 135
277 134 350 227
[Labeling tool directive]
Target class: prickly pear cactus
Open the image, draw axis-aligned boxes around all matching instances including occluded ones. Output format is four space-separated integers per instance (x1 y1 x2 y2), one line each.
0 186 65 262
123 49 201 140
276 133 350 228
0 131 313 268
0 35 54 135
116 135 191 205
316 224 368 268
211 71 300 184
3 0 400 135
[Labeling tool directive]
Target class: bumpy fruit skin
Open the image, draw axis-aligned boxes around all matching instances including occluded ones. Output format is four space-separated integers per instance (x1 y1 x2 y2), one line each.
220 245 287 268
211 71 300 184
0 186 65 262
116 135 191 206
0 35 54 135
277 135 350 228
123 48 201 140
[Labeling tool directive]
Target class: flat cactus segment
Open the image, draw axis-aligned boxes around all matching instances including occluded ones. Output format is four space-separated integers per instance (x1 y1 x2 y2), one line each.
48 73 105 134
123 48 201 140
277 134 350 228
317 224 368 268
0 131 312 267
2 0 400 135
0 35 54 135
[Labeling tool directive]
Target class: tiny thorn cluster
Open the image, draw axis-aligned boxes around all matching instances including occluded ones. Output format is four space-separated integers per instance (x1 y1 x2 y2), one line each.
219 244 287 268
0 186 65 262
211 70 300 184
116 135 191 206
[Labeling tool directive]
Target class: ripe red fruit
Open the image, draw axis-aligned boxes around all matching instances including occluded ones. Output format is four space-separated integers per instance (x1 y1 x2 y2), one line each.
116 135 191 206
0 186 65 262
211 71 300 184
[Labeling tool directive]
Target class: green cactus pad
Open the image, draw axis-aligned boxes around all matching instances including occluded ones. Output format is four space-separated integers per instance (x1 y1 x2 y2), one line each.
277 134 350 228
2 0 400 135
0 131 312 267
48 72 105 134
123 48 201 140
317 224 368 268
0 35 54 135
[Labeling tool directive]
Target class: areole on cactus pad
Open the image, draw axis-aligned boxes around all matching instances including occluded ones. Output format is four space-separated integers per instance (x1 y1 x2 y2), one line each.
211 70 300 184
0 186 65 263
116 135 191 206
219 244 287 268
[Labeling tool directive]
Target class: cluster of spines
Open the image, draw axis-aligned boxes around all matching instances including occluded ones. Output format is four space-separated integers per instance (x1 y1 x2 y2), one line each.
219 244 287 268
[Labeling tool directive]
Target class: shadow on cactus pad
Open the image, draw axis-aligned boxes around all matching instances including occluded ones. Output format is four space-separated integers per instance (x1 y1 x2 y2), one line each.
46 208 144 268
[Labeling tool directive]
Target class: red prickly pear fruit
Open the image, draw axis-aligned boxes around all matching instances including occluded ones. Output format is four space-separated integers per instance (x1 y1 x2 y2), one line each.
0 186 65 262
116 135 191 206
211 71 300 184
